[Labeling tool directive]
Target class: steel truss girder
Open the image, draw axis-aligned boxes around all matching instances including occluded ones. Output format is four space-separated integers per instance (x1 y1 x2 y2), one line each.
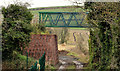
39 12 89 27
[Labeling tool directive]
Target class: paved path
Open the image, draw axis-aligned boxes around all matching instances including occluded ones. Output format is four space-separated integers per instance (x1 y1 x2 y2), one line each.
58 55 83 70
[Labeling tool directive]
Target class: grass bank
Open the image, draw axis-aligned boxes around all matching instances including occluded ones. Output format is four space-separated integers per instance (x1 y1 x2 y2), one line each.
2 51 36 69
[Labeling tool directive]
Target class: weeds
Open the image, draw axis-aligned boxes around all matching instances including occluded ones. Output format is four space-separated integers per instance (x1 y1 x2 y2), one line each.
2 51 36 69
76 33 89 55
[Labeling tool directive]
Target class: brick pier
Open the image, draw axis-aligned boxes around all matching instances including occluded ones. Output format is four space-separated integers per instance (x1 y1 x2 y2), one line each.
23 34 59 65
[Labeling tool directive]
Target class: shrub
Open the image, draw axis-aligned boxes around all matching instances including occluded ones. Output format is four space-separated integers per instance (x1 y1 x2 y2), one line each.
31 23 46 34
47 28 69 44
60 28 69 44
2 3 33 59
2 51 36 69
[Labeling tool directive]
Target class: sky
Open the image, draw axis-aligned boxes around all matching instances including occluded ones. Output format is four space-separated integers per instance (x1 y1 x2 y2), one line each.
0 0 85 8
0 0 119 9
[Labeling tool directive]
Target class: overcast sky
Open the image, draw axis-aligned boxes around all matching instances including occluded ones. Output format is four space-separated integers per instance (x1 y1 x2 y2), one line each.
0 0 85 8
0 0 119 9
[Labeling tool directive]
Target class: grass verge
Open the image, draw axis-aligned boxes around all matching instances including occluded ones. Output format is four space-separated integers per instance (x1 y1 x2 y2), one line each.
2 51 36 69
69 28 88 30
66 51 89 63
66 65 76 69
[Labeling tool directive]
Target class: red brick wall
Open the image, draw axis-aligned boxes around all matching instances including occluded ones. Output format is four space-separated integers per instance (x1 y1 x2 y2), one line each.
23 34 59 65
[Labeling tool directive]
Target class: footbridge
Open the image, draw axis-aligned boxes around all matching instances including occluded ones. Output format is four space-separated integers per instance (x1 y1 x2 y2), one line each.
39 12 91 27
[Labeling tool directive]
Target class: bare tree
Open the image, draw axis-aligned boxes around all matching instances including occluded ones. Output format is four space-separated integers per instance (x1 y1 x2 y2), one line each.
67 0 83 6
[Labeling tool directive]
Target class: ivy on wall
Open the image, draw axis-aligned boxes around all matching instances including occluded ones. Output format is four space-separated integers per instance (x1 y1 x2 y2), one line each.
85 2 120 70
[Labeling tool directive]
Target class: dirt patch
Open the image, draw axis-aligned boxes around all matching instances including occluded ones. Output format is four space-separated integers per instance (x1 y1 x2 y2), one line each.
58 50 69 55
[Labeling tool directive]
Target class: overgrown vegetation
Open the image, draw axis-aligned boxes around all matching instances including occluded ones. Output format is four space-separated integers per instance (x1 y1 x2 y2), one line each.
66 51 89 63
76 33 89 55
85 2 120 70
48 28 69 44
2 51 36 69
2 3 33 59
1 2 47 70
67 52 78 57
30 23 46 34
66 65 76 69
60 28 69 44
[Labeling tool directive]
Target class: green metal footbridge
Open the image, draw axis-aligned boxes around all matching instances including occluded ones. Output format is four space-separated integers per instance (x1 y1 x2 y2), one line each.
29 11 90 71
39 12 90 27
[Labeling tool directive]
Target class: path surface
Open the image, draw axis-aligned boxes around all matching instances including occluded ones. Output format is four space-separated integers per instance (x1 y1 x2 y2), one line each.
57 50 84 70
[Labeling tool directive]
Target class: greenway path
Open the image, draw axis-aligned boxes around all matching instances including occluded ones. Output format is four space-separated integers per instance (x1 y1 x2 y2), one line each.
58 50 84 70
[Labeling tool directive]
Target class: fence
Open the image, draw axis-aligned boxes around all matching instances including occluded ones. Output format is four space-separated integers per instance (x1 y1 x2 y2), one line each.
29 52 45 71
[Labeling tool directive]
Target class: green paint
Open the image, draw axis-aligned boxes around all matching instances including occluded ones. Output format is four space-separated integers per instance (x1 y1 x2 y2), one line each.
30 52 46 71
38 12 90 27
